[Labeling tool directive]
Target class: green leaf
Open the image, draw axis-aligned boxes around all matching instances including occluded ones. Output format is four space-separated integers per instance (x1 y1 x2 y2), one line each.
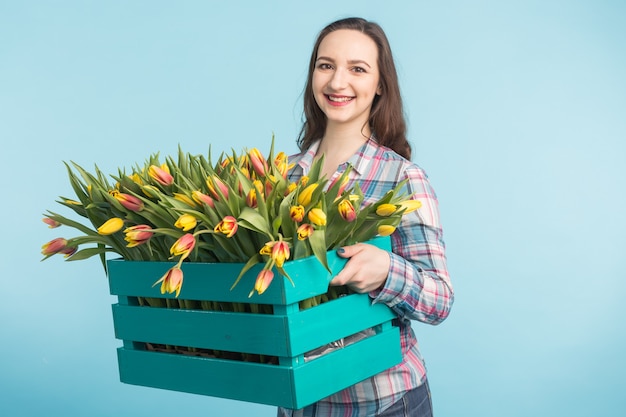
230 254 263 290
309 229 329 272
238 207 273 238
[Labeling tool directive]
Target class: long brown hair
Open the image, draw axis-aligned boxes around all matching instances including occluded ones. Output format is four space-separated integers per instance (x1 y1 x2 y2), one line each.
297 17 411 160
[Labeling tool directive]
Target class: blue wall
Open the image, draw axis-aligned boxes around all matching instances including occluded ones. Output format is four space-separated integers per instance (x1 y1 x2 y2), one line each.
2 1 624 416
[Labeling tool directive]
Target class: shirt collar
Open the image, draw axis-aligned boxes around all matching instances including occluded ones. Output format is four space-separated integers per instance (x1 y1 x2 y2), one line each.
295 137 379 177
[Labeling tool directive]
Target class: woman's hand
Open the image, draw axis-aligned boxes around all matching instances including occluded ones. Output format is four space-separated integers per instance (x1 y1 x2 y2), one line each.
330 243 391 293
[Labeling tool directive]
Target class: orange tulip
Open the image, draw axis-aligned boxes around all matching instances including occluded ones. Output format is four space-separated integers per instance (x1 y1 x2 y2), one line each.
170 233 196 259
253 268 274 295
192 190 215 208
271 240 290 268
41 238 69 256
42 217 61 228
214 216 238 238
114 192 144 212
249 148 268 177
154 267 184 297
297 224 314 240
124 225 153 247
206 175 229 201
148 164 174 186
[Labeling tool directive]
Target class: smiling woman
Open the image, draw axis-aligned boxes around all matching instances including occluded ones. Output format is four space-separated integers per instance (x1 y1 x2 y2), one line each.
280 17 454 417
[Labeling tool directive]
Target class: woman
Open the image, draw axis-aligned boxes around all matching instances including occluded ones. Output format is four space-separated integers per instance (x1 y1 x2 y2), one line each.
279 17 454 417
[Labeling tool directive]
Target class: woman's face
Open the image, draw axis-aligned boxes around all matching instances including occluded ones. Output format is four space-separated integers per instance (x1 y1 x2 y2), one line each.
312 29 381 135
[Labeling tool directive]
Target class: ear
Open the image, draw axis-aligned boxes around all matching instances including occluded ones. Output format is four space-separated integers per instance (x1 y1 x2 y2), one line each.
376 84 383 95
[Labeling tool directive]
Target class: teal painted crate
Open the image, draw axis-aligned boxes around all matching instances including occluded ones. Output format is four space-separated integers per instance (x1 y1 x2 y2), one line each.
107 236 402 409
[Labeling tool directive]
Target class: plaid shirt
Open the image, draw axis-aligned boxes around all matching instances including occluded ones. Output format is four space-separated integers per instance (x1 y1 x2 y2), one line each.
278 138 454 417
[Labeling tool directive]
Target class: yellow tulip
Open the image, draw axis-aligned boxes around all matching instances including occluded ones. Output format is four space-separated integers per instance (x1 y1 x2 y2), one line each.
377 224 396 236
398 199 422 214
97 218 124 235
298 183 318 206
174 193 197 207
376 203 397 217
174 214 197 231
308 208 327 226
290 205 305 222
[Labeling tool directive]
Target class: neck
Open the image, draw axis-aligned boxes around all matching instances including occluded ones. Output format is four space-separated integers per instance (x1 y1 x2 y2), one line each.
315 123 371 180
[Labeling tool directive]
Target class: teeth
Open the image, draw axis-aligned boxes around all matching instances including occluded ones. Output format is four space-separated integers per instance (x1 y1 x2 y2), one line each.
328 96 352 102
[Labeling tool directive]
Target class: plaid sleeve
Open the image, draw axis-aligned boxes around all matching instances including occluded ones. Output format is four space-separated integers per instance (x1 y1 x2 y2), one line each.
370 165 454 325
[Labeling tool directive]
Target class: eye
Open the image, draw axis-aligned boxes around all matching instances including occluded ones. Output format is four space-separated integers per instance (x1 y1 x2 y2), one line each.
352 66 366 73
317 63 334 70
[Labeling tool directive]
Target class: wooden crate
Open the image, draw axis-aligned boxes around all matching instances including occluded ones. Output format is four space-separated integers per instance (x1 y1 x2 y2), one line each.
107 237 401 409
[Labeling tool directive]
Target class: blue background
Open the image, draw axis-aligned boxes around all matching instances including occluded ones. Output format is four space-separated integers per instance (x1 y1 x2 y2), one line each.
2 1 625 416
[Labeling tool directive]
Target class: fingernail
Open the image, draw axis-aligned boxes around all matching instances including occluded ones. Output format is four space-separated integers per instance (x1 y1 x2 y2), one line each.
337 248 345 254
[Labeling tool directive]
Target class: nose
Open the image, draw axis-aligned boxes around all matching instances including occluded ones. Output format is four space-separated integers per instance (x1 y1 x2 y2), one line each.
328 68 347 91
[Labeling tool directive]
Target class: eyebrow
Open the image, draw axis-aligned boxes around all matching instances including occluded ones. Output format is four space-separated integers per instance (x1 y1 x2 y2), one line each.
316 56 372 68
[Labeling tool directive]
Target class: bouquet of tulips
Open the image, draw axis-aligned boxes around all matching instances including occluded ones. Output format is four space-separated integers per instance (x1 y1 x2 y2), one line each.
41 138 421 299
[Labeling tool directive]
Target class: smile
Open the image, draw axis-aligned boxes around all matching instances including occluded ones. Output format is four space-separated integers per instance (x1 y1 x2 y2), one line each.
326 95 354 103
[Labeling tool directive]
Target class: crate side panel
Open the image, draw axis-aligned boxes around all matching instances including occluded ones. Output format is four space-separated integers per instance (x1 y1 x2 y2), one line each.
112 305 290 356
117 348 297 408
287 294 397 355
292 327 402 409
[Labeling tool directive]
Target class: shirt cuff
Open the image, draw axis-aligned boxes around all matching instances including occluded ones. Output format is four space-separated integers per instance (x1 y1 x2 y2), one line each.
369 252 407 308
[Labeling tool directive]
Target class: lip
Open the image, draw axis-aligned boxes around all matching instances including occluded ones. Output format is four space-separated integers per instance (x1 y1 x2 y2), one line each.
325 94 354 107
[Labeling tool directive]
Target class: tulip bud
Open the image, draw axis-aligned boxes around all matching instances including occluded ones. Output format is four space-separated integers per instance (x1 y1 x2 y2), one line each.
170 233 196 259
375 203 398 217
42 217 61 228
124 225 153 247
155 267 184 297
206 175 229 201
271 240 290 268
398 199 422 214
253 269 275 295
214 216 238 238
377 225 396 236
249 148 268 177
148 164 174 186
97 218 124 235
338 199 356 222
246 189 258 208
174 214 197 231
296 224 314 240
308 208 327 226
174 193 197 207
114 192 144 212
41 238 69 256
290 205 305 222
192 190 215 208
298 183 318 206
